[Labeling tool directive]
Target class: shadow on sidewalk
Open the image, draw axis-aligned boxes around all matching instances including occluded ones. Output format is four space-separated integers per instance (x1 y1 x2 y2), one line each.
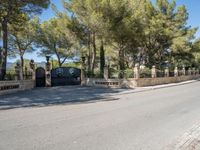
0 86 132 110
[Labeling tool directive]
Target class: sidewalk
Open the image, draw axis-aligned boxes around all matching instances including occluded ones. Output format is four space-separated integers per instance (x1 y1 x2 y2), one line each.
0 79 199 110
109 79 199 96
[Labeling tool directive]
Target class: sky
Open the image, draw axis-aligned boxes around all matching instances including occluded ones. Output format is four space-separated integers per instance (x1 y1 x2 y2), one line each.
8 0 200 63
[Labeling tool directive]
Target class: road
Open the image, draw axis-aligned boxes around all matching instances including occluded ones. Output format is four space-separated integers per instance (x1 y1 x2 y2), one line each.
0 81 200 150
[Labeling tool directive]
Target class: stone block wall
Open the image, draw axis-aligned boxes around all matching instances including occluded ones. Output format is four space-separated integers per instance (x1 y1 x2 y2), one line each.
0 80 35 95
85 75 200 88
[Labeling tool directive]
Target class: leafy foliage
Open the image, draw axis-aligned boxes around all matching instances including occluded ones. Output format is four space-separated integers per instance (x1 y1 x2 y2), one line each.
35 17 77 67
1 0 200 80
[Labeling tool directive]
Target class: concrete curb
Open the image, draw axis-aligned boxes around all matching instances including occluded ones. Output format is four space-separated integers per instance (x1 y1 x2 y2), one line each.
111 79 200 96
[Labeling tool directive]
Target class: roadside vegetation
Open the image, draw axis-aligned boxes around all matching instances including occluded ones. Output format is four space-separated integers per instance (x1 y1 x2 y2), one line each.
1 0 200 80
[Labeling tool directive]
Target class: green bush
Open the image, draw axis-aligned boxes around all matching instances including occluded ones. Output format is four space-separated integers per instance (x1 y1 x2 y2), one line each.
139 68 151 78
124 69 134 79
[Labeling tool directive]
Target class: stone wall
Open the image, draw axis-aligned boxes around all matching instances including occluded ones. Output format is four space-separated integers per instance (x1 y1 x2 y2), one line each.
0 80 35 95
86 78 139 88
86 78 121 88
135 75 200 87
85 75 200 88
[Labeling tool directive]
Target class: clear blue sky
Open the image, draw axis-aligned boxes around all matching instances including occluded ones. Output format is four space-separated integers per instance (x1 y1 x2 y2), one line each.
172 0 200 37
9 0 200 63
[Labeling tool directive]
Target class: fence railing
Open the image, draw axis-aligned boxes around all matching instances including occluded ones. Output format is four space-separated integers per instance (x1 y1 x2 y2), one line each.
4 69 32 81
108 67 200 79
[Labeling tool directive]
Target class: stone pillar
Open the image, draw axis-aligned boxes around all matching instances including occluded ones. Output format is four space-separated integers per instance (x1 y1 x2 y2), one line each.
29 59 36 81
192 68 196 75
45 60 51 87
196 69 200 75
104 66 109 80
174 67 178 77
15 62 20 80
19 66 23 80
134 64 140 79
15 62 23 80
182 66 186 76
188 68 192 75
151 65 157 78
164 67 169 77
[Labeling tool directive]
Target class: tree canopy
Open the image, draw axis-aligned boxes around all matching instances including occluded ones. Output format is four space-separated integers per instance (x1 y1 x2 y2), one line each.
1 0 200 79
0 0 50 80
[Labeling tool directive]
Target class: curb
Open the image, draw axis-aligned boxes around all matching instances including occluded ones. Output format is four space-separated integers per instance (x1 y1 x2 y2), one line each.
111 79 200 96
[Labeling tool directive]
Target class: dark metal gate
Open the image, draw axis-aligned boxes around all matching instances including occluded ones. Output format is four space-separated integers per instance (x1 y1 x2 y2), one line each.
51 67 81 86
36 67 46 87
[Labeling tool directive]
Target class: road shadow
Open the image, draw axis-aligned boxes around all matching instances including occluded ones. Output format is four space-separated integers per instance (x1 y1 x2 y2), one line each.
0 86 132 110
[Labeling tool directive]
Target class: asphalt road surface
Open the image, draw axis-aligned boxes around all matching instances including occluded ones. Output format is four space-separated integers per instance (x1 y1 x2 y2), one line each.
0 81 200 150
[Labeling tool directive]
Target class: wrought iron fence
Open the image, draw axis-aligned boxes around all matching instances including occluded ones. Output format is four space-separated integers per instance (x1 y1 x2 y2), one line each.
104 67 200 79
109 69 135 79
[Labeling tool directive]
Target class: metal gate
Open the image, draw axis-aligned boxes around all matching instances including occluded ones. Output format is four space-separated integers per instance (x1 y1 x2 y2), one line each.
51 67 81 86
36 67 46 87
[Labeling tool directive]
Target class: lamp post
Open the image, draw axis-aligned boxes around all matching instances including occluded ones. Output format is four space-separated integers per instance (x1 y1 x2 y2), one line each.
46 55 50 63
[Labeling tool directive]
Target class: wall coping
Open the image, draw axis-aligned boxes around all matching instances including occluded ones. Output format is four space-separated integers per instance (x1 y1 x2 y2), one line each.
0 80 35 95
85 75 200 88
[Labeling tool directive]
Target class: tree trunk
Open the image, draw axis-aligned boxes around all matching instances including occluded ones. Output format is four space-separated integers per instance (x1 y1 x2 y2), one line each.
0 20 8 80
20 55 24 80
119 47 125 78
87 32 91 76
56 54 62 67
91 32 96 76
100 39 105 78
0 29 2 67
58 58 62 67
55 46 62 67
20 55 24 69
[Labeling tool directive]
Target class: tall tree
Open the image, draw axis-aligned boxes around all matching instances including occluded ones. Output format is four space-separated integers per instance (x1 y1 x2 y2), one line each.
62 0 199 77
63 0 110 76
170 5 197 67
8 17 39 73
36 17 77 67
0 0 50 80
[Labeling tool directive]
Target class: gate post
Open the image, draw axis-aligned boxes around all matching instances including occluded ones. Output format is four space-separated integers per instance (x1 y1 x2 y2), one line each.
29 59 36 81
134 64 140 79
188 68 192 75
104 65 109 80
174 67 178 77
164 67 169 77
182 65 186 76
192 68 196 75
15 62 23 80
151 65 157 78
45 56 51 87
